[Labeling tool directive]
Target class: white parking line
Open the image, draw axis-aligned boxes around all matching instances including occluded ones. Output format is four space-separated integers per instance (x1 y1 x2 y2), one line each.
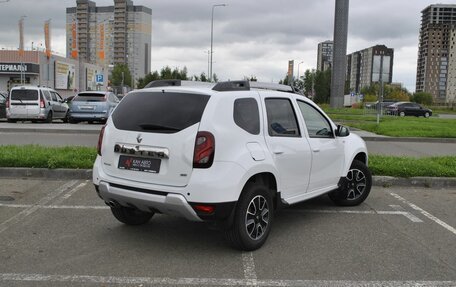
0 204 422 223
0 203 108 209
390 192 456 236
0 180 79 234
389 205 423 223
50 181 88 205
286 209 422 223
0 273 454 287
242 252 257 286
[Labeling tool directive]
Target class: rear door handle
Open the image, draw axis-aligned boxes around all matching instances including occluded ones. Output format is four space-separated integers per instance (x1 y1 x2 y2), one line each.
273 150 284 155
312 148 320 153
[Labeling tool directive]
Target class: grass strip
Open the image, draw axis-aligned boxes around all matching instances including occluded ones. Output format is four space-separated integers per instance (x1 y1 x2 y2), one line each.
0 146 455 178
0 145 96 169
323 107 456 138
369 155 456 178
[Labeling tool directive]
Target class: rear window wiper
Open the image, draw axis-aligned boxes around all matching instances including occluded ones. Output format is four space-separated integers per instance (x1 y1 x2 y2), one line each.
138 123 180 132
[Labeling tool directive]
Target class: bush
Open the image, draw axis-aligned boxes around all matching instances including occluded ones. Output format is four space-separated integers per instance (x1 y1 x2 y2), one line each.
412 92 433 105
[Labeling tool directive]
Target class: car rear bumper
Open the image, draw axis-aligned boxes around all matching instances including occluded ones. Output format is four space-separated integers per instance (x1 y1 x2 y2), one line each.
97 181 204 222
69 112 108 121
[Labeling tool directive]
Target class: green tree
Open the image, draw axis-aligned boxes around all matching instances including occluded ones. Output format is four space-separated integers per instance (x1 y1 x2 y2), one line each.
200 72 208 82
303 69 315 98
136 71 160 89
411 92 433 105
136 66 189 89
110 64 132 87
313 69 331 104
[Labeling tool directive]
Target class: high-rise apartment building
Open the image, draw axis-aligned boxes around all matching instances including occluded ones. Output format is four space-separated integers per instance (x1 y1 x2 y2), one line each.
416 4 456 104
346 45 394 93
66 0 151 87
317 40 333 71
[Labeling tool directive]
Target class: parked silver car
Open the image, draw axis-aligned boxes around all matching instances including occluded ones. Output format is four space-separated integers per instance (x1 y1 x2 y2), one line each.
6 86 69 123
68 91 119 124
0 91 7 119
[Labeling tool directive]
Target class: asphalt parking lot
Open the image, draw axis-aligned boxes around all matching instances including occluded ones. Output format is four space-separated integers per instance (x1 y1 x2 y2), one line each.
0 178 455 286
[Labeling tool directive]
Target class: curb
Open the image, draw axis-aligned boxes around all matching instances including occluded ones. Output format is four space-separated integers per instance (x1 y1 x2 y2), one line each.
361 136 456 143
0 168 92 180
1 168 456 188
0 128 100 135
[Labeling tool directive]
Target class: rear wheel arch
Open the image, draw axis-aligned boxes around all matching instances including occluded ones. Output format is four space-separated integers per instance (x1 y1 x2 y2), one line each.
242 172 278 209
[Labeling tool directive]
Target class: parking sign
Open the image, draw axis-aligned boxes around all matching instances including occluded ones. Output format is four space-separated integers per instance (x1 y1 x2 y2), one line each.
96 74 104 84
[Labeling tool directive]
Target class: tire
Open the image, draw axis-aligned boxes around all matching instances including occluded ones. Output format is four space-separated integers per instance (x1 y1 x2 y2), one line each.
7 119 16 123
62 111 69 123
45 111 53 123
110 206 154 225
399 111 405 117
88 120 94 124
328 160 372 206
424 112 430 118
69 118 78 124
225 183 273 251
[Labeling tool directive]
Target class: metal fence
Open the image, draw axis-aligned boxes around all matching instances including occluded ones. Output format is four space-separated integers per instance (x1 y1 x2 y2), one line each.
363 102 398 117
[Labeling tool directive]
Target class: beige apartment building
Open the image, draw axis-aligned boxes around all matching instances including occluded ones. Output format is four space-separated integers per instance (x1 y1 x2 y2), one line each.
66 0 151 88
416 4 456 104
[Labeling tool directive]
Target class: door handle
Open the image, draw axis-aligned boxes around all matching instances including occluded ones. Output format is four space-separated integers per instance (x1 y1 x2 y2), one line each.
273 150 284 155
312 148 320 153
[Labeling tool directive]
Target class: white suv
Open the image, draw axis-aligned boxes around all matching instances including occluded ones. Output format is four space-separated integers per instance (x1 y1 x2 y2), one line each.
93 80 372 251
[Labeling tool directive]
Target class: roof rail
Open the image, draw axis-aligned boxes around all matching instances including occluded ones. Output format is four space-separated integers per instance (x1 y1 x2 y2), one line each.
144 79 181 88
212 80 295 93
212 81 250 91
249 81 295 93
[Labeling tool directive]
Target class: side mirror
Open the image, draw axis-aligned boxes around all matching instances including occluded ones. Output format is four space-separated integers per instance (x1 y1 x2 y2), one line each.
336 125 350 137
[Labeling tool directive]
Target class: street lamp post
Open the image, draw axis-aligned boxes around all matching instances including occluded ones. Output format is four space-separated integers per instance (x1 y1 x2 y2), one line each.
297 61 304 81
210 4 226 82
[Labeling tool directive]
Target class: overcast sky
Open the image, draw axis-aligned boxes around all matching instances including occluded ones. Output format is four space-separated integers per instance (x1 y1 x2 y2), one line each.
0 0 441 92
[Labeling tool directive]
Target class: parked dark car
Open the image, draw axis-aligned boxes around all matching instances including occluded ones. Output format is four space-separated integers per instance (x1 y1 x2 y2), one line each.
385 102 432 118
0 91 7 119
68 91 119 124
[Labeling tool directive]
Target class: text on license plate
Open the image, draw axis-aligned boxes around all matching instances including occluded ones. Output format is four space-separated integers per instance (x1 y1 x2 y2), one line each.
118 155 161 173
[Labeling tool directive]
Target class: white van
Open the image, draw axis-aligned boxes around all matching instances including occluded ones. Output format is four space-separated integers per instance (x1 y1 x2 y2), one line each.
6 86 69 123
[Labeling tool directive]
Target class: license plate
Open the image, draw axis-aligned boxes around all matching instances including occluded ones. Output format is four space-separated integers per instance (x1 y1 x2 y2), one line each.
80 105 95 110
118 155 160 173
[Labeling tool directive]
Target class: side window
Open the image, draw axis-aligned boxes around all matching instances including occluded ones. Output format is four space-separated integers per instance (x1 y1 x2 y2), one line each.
233 98 260 135
42 90 52 101
265 98 300 137
50 91 57 101
56 93 63 102
297 101 333 138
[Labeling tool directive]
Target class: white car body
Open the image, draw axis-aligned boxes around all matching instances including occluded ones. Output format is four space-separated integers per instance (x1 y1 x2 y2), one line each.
93 80 371 250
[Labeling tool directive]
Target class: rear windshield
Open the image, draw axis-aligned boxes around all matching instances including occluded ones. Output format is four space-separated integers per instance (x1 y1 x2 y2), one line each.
11 90 38 101
74 93 107 102
112 91 210 133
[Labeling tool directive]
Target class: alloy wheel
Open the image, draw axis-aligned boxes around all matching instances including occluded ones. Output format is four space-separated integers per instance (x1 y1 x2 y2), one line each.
245 195 270 240
345 168 367 201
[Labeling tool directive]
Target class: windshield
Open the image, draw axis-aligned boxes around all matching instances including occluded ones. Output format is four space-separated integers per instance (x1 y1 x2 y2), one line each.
11 90 39 101
73 93 107 102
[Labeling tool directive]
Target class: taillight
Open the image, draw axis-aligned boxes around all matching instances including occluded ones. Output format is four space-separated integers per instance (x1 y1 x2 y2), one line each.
193 131 215 168
193 204 215 214
97 125 106 156
40 94 45 108
5 99 10 109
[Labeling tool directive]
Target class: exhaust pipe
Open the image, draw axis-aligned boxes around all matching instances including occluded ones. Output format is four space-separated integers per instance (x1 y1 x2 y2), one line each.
105 201 118 208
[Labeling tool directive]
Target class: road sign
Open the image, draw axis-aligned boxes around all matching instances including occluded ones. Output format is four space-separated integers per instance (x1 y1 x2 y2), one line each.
96 74 104 84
